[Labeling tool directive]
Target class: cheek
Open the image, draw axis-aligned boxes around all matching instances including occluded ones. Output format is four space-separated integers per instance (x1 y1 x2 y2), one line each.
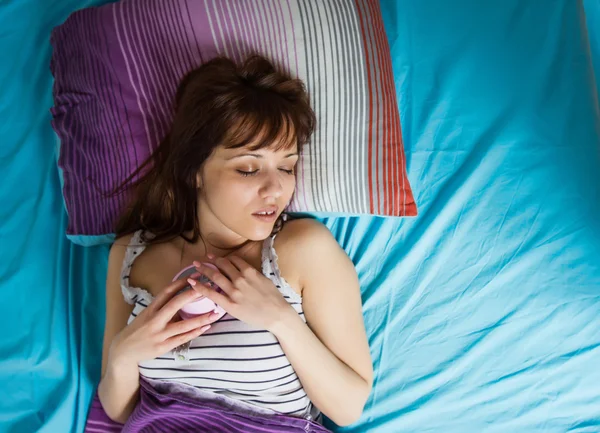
285 176 297 197
213 177 255 203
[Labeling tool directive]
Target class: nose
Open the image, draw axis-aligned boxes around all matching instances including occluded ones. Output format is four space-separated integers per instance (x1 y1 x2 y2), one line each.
259 170 284 199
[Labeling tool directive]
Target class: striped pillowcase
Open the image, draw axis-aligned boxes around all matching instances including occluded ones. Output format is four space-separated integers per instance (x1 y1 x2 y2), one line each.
50 0 416 242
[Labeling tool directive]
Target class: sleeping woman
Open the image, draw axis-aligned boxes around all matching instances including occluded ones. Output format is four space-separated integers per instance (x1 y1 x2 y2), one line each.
97 54 373 430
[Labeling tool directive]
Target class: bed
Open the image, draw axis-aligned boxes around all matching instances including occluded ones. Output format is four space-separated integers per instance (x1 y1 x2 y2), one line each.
1 1 599 432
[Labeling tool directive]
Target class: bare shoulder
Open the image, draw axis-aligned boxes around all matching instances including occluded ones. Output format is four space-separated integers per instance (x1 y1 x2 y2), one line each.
110 232 182 296
274 218 349 292
112 233 135 249
277 217 335 246
107 233 135 265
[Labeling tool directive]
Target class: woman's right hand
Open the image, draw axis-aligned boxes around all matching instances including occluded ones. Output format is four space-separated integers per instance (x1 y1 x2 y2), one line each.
107 278 220 370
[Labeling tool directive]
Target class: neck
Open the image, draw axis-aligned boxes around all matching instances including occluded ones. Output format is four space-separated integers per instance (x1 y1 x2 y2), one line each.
186 199 250 256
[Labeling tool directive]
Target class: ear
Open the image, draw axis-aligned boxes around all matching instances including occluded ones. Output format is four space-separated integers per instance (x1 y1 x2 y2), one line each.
196 170 204 189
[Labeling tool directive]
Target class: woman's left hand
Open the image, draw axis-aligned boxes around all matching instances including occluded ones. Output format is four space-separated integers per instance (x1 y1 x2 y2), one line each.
187 256 294 332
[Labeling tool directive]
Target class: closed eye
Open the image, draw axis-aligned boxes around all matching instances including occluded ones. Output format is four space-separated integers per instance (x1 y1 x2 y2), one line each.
237 169 258 177
237 168 295 177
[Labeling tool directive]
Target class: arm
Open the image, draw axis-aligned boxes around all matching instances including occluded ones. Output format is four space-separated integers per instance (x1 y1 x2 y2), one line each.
271 220 373 426
191 221 373 426
97 239 140 424
97 239 218 424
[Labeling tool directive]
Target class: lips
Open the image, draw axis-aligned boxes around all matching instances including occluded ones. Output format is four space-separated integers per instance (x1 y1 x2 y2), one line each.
252 205 278 217
252 205 279 223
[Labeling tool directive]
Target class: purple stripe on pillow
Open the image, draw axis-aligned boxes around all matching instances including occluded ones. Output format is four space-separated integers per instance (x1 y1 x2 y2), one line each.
154 0 186 134
123 5 159 147
203 0 226 56
249 0 267 56
208 0 229 56
258 1 275 61
228 0 251 59
173 0 199 68
110 3 154 163
90 13 122 197
213 0 231 55
164 0 194 72
152 0 185 80
218 0 244 60
241 0 258 59
183 0 206 64
98 7 141 212
260 1 278 61
65 17 87 233
92 8 129 222
220 1 244 60
83 10 114 205
274 0 289 69
258 0 275 58
116 5 156 152
267 0 283 69
133 5 171 135
219 2 245 61
248 0 265 57
64 15 98 232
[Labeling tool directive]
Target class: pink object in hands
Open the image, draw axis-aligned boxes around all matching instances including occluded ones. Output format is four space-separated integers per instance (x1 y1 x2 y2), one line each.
173 263 226 321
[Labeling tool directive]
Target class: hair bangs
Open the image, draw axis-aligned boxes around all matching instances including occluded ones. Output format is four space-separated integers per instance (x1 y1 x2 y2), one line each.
223 91 310 152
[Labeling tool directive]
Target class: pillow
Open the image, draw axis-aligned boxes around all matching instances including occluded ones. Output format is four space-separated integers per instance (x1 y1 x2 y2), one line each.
50 0 417 244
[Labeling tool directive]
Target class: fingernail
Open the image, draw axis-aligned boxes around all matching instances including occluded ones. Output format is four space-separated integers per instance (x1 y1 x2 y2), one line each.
193 260 201 267
187 278 197 286
207 253 215 259
200 325 211 332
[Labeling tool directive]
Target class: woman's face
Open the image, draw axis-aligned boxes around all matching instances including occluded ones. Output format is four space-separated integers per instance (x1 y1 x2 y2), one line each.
198 141 299 243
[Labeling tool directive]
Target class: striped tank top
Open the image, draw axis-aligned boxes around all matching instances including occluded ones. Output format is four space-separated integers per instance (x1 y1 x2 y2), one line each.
120 230 319 420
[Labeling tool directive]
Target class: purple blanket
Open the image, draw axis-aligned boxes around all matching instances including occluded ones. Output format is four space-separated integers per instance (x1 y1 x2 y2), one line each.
85 378 331 432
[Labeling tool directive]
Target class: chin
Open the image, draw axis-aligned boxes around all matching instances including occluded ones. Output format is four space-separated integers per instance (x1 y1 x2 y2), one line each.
244 224 276 241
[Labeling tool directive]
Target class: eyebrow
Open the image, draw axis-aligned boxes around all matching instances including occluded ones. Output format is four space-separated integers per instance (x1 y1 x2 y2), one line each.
227 152 298 160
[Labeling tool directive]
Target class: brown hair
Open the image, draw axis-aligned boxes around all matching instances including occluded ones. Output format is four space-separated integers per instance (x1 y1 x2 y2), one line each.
114 55 315 244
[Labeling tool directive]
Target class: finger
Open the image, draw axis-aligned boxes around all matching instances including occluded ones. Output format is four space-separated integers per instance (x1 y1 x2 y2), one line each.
188 280 233 310
228 255 256 275
162 324 212 353
212 257 243 282
154 288 203 324
194 263 236 296
161 310 220 339
146 278 190 313
167 314 182 325
196 256 238 273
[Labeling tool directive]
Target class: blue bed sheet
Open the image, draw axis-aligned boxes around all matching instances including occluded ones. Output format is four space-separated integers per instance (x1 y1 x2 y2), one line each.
0 2 110 432
1 1 599 433
585 0 600 99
